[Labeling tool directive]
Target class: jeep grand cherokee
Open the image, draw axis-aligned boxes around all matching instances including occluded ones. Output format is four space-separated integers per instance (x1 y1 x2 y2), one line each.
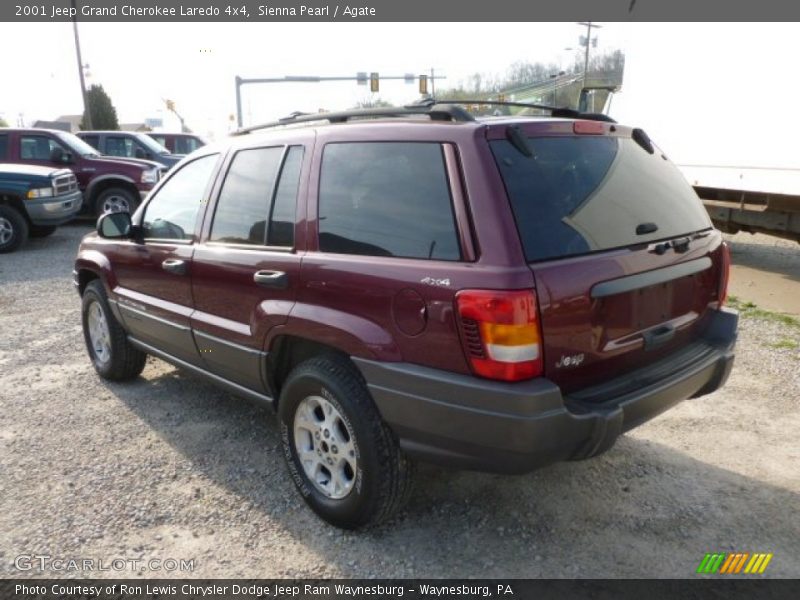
73 102 737 528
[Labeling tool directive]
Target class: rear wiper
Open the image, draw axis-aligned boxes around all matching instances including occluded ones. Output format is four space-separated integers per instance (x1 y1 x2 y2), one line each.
653 236 691 255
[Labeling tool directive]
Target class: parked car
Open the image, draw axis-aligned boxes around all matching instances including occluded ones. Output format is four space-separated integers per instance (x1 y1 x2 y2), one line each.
77 131 184 170
147 132 207 155
0 128 164 217
73 103 737 528
0 163 82 252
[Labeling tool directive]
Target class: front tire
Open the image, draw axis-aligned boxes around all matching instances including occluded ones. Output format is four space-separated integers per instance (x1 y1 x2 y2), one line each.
278 356 415 529
94 187 138 217
0 205 29 253
81 280 147 381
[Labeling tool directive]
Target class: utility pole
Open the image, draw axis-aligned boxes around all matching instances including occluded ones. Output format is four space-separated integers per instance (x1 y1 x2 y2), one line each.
549 71 565 105
577 22 602 88
71 0 91 129
430 67 436 98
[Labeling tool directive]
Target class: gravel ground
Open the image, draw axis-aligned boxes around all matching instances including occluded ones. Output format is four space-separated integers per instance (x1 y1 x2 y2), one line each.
0 223 798 579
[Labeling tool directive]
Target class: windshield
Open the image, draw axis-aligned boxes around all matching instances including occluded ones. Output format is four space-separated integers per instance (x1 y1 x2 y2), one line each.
490 135 712 262
135 133 170 154
55 132 101 157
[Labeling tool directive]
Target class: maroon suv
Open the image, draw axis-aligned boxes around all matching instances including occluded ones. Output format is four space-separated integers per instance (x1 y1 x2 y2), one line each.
147 132 207 155
73 103 737 528
1 128 164 216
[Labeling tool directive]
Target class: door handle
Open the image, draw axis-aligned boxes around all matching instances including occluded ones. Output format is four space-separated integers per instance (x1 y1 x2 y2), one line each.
162 259 187 275
253 270 288 289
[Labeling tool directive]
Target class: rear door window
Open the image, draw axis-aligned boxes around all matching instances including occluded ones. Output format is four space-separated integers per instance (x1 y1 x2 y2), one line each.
20 135 65 161
176 137 202 154
318 142 460 260
0 134 8 159
80 135 100 150
210 145 303 247
210 147 284 245
490 135 712 262
269 146 303 247
106 136 135 157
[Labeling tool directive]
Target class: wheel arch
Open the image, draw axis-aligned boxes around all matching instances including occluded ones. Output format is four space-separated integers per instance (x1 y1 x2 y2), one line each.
266 335 357 405
86 176 139 206
75 251 117 295
0 193 32 225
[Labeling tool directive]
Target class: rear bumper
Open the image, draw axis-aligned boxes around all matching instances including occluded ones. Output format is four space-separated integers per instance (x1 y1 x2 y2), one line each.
25 191 83 226
354 307 737 474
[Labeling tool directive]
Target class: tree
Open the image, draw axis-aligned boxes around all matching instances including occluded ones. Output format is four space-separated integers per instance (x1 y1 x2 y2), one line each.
80 84 119 130
435 49 626 111
352 96 394 109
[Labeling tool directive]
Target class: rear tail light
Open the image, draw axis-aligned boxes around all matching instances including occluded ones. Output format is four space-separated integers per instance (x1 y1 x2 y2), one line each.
718 242 731 306
456 289 543 382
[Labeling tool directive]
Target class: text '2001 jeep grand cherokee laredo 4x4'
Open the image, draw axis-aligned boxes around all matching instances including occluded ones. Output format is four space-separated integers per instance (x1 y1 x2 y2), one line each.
73 102 737 529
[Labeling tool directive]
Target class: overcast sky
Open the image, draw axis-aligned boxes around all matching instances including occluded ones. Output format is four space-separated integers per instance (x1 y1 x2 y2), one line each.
1 22 799 168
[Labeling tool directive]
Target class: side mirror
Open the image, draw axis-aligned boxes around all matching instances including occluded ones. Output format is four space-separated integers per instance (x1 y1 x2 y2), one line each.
97 211 132 239
62 151 74 164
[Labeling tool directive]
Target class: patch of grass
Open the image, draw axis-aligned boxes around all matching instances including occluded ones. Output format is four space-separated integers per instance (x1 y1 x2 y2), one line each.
769 338 799 350
726 296 800 329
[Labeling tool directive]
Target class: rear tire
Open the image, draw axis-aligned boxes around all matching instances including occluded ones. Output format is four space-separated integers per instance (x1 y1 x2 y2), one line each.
0 205 29 253
29 225 57 238
278 355 415 529
94 187 138 217
81 280 147 381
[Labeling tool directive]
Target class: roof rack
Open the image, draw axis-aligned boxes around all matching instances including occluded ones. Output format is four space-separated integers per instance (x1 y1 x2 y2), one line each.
424 99 617 123
233 103 475 135
232 97 616 136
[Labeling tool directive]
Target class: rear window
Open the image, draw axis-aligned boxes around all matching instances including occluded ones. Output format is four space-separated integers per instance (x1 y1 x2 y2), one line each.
80 135 100 150
318 142 460 261
490 135 712 262
176 137 203 154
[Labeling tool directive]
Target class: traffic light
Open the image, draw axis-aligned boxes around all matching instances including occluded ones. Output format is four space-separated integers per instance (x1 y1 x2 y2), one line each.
419 74 428 95
370 72 379 93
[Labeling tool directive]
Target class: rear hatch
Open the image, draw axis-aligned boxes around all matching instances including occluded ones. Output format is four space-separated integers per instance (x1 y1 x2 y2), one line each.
488 120 727 395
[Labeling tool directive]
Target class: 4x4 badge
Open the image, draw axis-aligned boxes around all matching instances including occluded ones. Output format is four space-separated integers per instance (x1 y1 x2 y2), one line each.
556 353 585 368
420 277 451 287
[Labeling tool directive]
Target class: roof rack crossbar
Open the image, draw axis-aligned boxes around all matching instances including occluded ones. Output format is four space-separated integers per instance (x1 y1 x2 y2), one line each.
419 99 617 123
233 104 475 135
